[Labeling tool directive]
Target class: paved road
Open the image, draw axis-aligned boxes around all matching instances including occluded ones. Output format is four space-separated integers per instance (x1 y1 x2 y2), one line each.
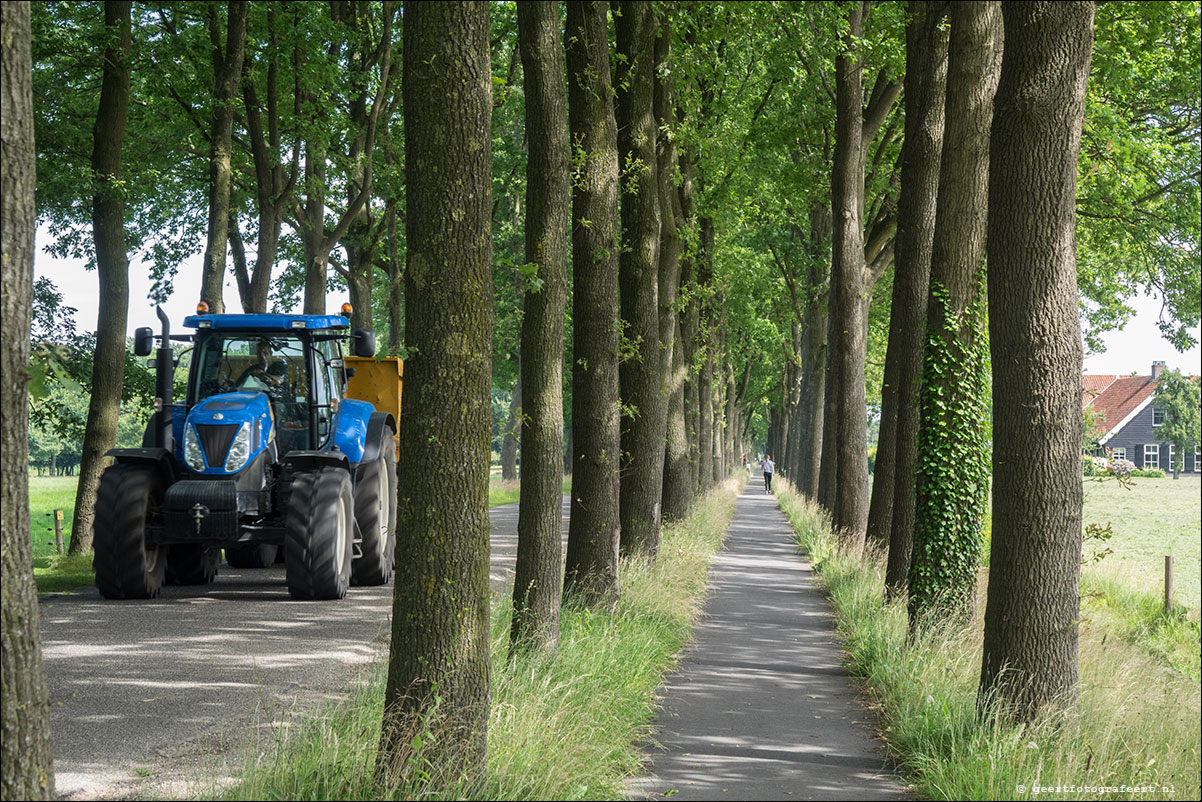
627 477 907 801
40 497 570 800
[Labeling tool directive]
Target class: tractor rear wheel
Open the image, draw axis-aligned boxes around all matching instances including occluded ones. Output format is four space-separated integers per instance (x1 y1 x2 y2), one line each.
166 544 220 585
351 443 397 586
94 464 167 599
284 467 353 600
226 543 279 568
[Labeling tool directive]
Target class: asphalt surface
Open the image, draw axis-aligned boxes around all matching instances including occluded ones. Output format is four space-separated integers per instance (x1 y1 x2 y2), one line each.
40 496 571 800
627 476 908 801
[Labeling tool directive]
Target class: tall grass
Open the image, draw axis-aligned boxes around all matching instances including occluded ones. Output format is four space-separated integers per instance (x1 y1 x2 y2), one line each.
775 478 1200 802
205 478 743 801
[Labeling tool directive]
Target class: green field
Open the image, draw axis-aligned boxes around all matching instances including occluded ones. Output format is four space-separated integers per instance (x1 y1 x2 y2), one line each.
1082 476 1201 614
27 474 78 561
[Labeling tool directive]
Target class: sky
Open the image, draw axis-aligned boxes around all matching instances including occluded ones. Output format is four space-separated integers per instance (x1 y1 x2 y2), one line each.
31 229 1202 379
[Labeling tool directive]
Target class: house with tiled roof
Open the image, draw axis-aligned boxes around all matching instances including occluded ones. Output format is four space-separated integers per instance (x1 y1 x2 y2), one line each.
1083 361 1200 475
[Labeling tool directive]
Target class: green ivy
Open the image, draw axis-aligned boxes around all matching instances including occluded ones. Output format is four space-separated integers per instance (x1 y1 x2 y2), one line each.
908 280 991 621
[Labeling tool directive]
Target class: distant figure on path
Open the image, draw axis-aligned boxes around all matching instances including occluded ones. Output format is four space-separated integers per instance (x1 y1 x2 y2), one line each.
762 455 774 492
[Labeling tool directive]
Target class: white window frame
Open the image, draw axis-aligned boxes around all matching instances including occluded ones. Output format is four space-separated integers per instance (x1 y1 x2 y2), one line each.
1110 447 1125 462
1152 407 1165 426
1195 446 1200 473
1168 444 1175 473
1144 443 1159 470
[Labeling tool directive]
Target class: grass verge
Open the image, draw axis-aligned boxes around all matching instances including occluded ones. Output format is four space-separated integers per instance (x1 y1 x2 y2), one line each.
774 477 1200 802
203 477 742 800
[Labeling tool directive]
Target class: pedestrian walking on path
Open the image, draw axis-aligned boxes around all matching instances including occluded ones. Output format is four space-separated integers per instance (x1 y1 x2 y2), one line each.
627 479 907 801
762 455 774 492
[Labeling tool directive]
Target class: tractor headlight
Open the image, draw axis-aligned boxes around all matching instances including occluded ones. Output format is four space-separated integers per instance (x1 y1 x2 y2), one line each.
224 422 252 473
184 424 206 472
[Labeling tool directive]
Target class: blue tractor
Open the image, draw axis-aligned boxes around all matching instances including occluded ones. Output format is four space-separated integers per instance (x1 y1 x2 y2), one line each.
93 305 398 600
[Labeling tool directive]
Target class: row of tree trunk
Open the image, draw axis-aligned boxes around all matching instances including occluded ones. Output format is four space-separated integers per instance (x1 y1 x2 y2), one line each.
766 0 1096 725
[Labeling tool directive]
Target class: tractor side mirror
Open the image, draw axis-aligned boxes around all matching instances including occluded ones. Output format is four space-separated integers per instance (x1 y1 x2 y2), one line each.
351 328 376 358
134 327 154 357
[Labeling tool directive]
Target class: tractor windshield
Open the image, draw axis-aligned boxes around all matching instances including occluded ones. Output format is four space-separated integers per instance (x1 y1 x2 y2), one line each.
192 334 312 448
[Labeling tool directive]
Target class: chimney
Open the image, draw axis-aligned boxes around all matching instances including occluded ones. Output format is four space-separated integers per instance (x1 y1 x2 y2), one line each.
1152 360 1166 379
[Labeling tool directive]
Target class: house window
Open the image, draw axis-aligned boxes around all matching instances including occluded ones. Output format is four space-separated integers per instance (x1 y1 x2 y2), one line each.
1152 407 1165 426
1144 443 1159 470
1110 447 1125 462
1168 444 1175 472
1195 446 1200 473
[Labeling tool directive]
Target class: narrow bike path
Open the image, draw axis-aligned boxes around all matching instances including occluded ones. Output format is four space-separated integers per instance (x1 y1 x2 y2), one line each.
627 475 908 801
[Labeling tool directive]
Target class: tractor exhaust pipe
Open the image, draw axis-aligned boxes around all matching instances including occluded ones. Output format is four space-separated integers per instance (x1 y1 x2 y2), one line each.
155 305 175 451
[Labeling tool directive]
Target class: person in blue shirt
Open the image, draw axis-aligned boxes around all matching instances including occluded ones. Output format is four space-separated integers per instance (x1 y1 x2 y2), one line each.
762 455 774 492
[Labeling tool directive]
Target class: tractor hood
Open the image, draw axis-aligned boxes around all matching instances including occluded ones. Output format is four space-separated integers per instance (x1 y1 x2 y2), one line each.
182 392 274 475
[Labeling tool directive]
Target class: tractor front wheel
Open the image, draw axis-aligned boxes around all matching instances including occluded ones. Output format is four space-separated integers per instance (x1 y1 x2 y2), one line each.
352 443 397 586
284 467 353 600
93 464 168 599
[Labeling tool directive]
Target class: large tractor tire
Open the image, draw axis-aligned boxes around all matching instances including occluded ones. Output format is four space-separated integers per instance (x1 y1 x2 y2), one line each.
166 544 221 585
284 467 353 600
226 543 279 568
93 464 168 599
351 442 398 586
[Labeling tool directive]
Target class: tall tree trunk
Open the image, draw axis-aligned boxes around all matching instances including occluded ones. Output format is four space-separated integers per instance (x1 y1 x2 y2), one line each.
796 204 831 498
663 315 690 519
379 0 492 782
678 158 701 498
299 2 394 316
2 3 55 795
816 301 840 511
385 202 404 352
908 0 1000 621
882 0 949 595
563 0 622 607
70 0 132 555
240 5 296 313
980 0 1093 723
725 361 738 477
615 0 663 558
656 17 689 522
199 1 248 313
301 144 330 314
828 1 871 542
501 363 521 481
510 0 569 653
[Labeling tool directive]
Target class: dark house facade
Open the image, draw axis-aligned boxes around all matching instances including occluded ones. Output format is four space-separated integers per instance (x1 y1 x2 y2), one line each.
1085 361 1201 476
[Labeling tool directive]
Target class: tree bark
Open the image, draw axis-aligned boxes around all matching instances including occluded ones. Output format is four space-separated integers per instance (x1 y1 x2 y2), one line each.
563 0 622 607
656 16 689 522
199 1 248 314
2 3 55 795
796 204 831 498
615 0 663 558
828 0 870 541
908 0 1000 621
678 157 702 498
239 4 297 313
980 0 1093 723
881 0 949 595
70 0 133 555
379 0 492 783
510 0 569 652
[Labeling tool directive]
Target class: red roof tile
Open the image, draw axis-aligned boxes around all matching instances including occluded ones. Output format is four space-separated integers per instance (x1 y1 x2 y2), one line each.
1091 375 1157 437
1082 374 1118 409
